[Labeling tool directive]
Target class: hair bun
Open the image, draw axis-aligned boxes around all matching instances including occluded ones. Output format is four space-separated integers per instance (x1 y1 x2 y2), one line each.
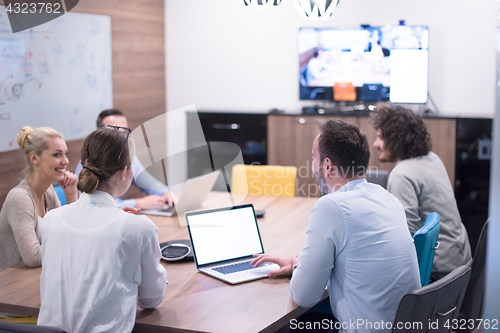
16 126 34 150
77 160 105 194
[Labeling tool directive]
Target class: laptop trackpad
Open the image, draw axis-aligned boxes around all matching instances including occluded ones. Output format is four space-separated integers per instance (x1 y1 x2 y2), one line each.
203 263 280 284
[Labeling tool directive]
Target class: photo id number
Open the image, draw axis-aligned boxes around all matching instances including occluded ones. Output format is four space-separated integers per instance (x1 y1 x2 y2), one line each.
6 2 62 14
444 319 499 330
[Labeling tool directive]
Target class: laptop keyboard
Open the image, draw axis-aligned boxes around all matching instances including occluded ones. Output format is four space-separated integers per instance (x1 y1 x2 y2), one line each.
212 261 255 275
160 205 174 213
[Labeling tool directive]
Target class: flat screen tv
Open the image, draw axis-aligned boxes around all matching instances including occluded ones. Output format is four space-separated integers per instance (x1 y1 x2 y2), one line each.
299 26 429 103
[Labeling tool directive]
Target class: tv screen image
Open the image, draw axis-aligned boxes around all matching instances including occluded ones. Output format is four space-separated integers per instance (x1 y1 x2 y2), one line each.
299 26 429 103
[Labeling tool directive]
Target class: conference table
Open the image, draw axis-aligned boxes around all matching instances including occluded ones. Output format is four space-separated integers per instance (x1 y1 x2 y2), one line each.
0 192 325 333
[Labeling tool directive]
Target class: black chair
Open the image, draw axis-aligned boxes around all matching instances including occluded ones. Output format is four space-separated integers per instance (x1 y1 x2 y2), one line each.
456 220 489 332
365 169 389 189
0 321 65 333
392 264 472 333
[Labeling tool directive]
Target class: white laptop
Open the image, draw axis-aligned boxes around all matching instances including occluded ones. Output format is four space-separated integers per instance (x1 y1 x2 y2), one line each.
186 204 280 284
141 170 220 217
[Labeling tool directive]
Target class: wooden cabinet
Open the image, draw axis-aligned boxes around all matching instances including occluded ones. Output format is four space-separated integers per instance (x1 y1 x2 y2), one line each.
423 118 456 186
268 114 456 197
268 115 357 197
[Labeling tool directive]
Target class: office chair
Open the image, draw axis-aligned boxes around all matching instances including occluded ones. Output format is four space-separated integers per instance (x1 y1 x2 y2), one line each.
359 83 384 101
456 220 489 333
365 169 389 189
413 212 440 286
0 320 66 333
333 82 356 101
53 185 66 206
392 264 471 333
230 164 297 197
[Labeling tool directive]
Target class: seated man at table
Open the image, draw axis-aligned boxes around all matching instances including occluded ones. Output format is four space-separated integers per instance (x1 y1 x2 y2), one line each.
371 103 471 280
252 120 421 333
75 109 173 209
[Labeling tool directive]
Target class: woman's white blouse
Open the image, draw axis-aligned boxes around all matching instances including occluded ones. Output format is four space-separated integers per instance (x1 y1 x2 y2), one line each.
38 191 168 333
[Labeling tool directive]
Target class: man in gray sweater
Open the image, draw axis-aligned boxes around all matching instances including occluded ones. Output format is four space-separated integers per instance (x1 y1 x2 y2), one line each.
371 104 471 280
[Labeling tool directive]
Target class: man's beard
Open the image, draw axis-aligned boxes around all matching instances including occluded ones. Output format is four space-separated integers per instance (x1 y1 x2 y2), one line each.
314 171 330 196
377 150 395 163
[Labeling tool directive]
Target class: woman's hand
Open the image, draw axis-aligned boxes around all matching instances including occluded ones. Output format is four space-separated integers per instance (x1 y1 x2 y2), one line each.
59 171 78 204
121 206 141 215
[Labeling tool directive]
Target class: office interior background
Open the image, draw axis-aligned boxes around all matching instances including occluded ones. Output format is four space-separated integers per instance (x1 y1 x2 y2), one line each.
167 3 500 323
0 0 499 326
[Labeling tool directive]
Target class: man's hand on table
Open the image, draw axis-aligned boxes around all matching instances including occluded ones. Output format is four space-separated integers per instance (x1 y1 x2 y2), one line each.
251 254 300 278
162 191 174 207
135 195 167 209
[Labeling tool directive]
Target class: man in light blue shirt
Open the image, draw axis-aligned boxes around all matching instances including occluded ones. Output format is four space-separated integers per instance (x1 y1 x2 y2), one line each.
75 109 172 209
252 120 420 333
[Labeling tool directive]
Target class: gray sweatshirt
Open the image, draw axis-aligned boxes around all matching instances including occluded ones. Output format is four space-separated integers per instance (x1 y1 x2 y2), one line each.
388 152 472 278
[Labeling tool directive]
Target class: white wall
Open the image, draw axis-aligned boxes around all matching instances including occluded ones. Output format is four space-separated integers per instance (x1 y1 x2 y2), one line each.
166 0 496 116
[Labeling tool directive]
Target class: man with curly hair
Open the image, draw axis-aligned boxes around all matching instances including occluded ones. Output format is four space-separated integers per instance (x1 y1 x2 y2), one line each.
371 103 471 280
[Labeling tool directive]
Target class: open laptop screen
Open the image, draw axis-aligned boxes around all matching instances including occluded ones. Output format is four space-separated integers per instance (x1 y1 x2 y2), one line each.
186 205 264 266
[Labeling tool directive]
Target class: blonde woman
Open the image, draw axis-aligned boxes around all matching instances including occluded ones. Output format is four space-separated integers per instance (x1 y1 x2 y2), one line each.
0 126 77 271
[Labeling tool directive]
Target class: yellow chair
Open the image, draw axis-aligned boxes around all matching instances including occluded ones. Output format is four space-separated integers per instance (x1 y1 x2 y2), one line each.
231 164 297 197
0 317 37 324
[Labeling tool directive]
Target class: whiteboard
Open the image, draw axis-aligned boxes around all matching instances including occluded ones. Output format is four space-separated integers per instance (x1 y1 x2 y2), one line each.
0 7 112 152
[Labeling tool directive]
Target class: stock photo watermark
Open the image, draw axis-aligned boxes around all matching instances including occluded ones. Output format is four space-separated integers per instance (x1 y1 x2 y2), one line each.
290 318 499 331
4 0 79 33
245 161 381 197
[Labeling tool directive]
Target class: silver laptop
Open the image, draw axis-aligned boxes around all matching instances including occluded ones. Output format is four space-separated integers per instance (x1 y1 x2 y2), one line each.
141 170 220 217
186 204 279 284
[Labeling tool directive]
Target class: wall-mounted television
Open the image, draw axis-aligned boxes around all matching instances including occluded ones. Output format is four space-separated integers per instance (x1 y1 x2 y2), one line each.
299 26 429 103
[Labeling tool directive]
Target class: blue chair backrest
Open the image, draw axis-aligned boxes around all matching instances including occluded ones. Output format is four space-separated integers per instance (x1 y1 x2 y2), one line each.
413 212 440 286
53 185 67 206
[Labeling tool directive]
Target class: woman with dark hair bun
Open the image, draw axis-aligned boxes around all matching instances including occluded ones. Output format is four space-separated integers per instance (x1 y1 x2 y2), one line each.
37 126 168 333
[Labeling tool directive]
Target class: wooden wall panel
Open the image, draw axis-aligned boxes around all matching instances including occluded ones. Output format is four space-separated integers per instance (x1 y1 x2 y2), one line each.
0 149 25 206
269 115 457 197
0 0 165 205
268 115 357 197
423 118 456 187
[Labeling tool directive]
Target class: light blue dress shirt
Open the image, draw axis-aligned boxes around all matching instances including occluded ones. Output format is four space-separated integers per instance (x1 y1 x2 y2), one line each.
75 158 169 208
290 178 421 333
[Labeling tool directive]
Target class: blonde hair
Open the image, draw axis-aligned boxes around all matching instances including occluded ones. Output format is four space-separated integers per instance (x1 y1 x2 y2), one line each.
17 126 64 178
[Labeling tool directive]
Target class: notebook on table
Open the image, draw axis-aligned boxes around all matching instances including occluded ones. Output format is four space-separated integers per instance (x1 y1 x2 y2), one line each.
186 204 279 284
